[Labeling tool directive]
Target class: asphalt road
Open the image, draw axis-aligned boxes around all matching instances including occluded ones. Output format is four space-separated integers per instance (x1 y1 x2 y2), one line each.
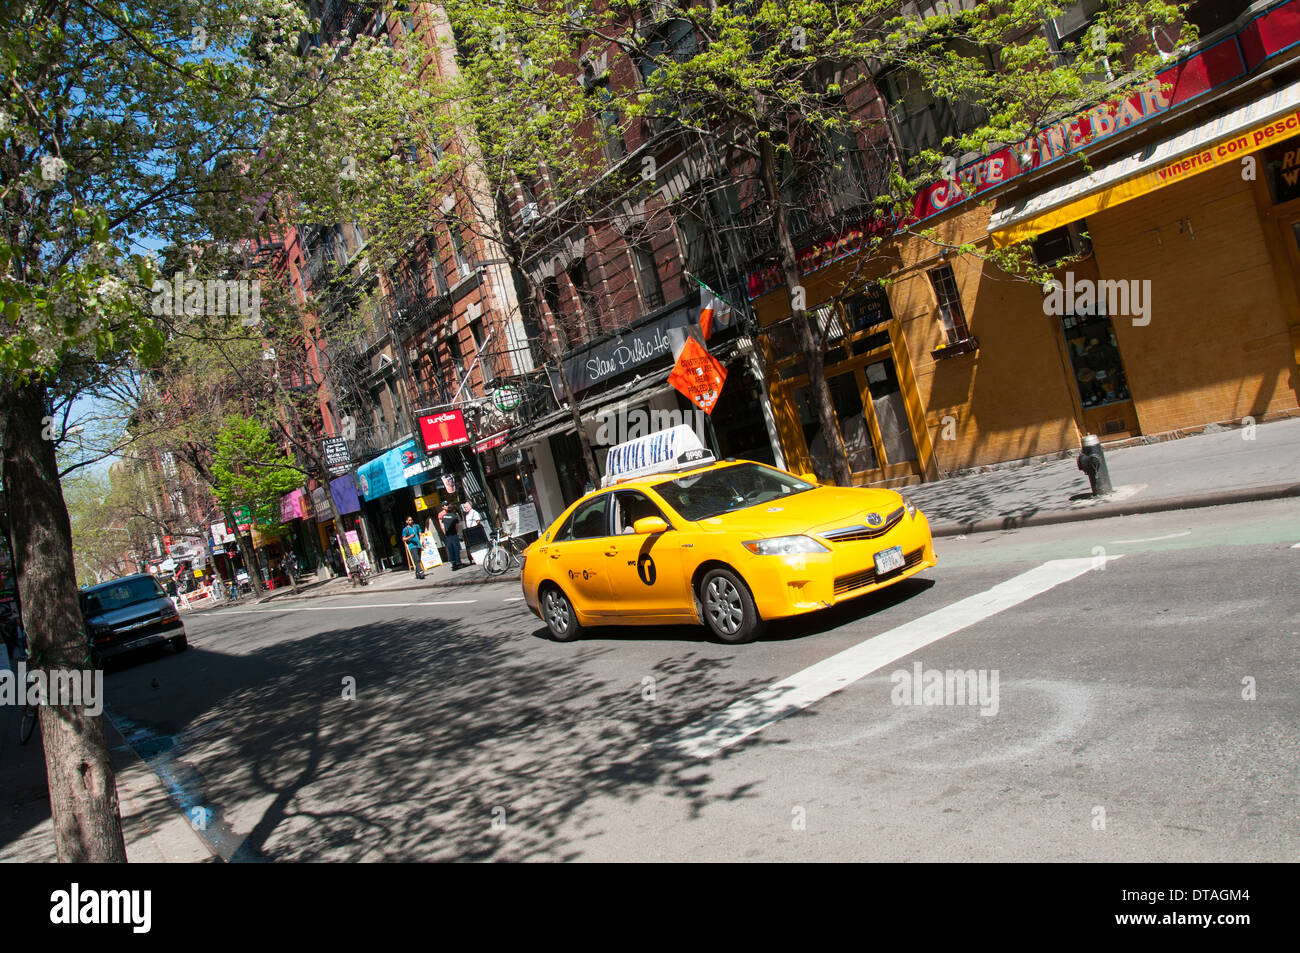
48 499 1300 860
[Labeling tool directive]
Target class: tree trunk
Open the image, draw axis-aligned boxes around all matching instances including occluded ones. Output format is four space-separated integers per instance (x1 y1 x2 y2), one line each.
0 380 127 862
757 129 854 486
223 506 266 596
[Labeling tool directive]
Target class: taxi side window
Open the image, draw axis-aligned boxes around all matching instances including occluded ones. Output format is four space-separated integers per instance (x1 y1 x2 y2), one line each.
557 494 610 540
612 491 668 534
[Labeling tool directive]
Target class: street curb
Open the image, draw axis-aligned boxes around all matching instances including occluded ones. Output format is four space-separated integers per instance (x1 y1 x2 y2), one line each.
104 717 219 863
929 482 1300 538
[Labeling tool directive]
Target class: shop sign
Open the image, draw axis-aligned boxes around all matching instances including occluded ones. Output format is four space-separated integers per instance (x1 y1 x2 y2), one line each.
558 299 697 394
1265 138 1300 204
491 385 522 412
476 431 509 453
311 486 331 522
279 488 307 523
744 36 1258 299
403 455 440 480
330 475 362 516
322 437 351 476
506 502 541 536
356 440 425 500
995 103 1300 245
419 410 470 452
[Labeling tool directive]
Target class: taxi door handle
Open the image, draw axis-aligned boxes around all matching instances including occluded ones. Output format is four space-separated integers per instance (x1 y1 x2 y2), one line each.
549 553 560 559
604 549 618 557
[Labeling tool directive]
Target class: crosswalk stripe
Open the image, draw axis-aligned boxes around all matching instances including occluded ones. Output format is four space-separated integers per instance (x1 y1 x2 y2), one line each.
659 556 1122 760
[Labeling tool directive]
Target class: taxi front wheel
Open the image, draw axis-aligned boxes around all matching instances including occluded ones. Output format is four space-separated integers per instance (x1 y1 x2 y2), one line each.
540 584 585 642
698 567 765 644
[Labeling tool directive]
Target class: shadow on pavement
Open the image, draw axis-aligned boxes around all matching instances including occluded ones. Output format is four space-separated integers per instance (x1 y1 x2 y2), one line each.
96 602 795 862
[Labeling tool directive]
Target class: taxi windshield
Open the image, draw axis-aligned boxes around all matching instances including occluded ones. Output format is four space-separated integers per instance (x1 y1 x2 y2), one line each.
654 463 815 520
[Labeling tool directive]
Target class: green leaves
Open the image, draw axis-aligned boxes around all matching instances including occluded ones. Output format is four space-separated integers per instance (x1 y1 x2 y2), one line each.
211 414 302 528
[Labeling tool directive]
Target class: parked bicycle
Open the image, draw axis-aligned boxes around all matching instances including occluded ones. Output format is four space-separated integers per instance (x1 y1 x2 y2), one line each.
345 552 372 586
483 526 526 576
5 620 38 745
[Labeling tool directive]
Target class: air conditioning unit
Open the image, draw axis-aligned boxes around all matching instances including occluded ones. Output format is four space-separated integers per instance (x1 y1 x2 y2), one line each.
520 202 539 224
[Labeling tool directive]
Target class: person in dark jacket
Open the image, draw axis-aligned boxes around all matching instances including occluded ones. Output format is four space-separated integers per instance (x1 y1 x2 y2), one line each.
438 502 464 570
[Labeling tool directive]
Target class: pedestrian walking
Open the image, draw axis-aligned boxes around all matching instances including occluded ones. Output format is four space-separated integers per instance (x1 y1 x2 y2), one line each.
402 516 425 579
438 502 464 570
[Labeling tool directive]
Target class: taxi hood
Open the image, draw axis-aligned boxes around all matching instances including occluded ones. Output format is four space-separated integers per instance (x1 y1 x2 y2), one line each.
685 485 905 538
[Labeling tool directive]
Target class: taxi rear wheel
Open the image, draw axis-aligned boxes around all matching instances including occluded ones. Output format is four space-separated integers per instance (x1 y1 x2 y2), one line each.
698 567 765 644
540 584 585 642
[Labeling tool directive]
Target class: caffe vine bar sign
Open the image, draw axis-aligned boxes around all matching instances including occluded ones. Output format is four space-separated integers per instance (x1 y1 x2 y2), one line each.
745 0 1300 299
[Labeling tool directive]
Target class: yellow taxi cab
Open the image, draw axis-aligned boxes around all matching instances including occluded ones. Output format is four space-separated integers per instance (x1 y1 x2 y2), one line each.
521 426 935 643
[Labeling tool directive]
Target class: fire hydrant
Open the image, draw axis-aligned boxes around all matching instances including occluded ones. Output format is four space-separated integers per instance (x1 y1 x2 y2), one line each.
1076 434 1113 496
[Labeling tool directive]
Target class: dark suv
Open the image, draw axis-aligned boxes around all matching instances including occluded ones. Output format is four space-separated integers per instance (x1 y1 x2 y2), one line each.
80 573 188 665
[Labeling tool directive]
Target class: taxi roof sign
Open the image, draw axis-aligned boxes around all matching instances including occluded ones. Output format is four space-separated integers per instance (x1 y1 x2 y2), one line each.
602 425 716 487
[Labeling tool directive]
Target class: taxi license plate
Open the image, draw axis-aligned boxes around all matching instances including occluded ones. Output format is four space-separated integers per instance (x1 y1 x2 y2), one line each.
874 546 905 575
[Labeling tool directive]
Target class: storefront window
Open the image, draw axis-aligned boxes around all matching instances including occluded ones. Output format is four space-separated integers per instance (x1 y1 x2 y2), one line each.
706 372 776 466
1061 313 1130 408
865 359 917 464
794 375 877 480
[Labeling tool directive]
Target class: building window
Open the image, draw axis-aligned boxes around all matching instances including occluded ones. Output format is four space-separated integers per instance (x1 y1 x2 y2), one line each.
928 264 970 344
1062 313 1131 409
630 243 664 311
424 234 449 296
583 63 627 163
878 45 993 160
567 259 600 339
1033 221 1091 266
636 18 698 84
469 318 494 383
445 333 466 394
448 219 472 278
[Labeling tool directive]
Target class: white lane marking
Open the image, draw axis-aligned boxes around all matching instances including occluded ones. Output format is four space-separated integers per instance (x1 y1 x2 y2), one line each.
503 597 525 602
660 556 1122 760
1110 531 1191 544
216 600 477 614
1292 542 1300 549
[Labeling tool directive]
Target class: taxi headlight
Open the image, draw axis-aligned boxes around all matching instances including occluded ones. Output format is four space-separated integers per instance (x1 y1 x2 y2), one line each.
742 535 830 556
900 494 917 519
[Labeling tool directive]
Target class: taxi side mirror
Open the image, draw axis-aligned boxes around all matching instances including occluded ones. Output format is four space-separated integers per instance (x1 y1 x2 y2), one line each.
633 516 669 535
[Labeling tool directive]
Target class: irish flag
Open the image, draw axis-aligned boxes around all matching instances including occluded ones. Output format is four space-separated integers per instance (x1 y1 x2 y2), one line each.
698 285 730 341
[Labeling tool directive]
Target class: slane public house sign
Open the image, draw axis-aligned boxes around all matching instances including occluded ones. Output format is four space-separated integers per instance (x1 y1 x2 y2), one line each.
557 297 699 395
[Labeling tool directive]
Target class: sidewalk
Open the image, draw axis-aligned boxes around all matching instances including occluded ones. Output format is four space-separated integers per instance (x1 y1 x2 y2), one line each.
188 550 521 612
0 646 216 863
908 416 1300 537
